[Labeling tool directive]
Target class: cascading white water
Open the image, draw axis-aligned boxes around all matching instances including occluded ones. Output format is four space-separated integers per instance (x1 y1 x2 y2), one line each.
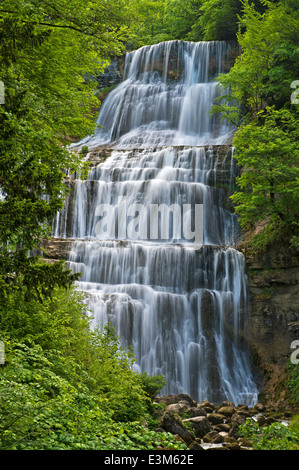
53 40 258 405
78 41 233 149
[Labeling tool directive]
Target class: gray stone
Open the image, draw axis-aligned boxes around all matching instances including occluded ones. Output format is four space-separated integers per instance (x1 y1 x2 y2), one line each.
202 431 221 443
161 413 195 445
188 406 207 418
217 406 236 417
182 416 211 439
207 413 226 425
231 412 246 426
165 402 190 415
189 441 205 450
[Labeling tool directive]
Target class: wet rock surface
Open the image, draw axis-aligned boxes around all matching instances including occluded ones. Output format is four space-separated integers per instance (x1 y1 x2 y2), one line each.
154 394 293 450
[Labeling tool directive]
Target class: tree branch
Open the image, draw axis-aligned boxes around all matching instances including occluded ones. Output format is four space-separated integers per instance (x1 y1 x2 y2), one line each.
0 9 101 37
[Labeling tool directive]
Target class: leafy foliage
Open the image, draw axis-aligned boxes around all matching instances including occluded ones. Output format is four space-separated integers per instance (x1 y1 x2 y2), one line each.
125 0 276 46
0 0 130 297
238 416 299 450
161 0 203 42
126 0 168 46
0 0 298 452
199 0 243 41
214 0 299 123
0 287 185 450
231 107 299 249
213 0 299 250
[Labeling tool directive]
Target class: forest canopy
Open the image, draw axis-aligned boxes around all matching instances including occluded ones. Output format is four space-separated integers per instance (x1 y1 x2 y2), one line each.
125 0 281 46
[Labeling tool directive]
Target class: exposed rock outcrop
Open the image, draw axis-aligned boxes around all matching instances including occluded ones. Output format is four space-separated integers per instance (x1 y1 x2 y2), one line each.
241 242 299 406
96 57 125 89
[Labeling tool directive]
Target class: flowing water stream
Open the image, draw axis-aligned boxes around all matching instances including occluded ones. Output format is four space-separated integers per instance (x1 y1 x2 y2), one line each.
53 40 258 405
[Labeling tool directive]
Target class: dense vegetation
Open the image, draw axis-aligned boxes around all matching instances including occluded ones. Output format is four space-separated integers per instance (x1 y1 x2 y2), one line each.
0 287 185 450
214 0 299 251
238 415 299 450
126 0 273 46
0 0 298 451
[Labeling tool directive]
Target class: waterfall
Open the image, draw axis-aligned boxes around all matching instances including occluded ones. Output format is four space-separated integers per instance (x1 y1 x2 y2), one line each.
78 41 233 149
53 40 258 405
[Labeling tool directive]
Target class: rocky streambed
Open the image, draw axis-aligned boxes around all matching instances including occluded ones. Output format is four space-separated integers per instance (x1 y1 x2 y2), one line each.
152 394 293 450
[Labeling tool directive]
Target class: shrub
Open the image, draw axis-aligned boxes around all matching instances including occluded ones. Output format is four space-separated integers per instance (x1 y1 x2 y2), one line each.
0 286 181 450
238 417 299 450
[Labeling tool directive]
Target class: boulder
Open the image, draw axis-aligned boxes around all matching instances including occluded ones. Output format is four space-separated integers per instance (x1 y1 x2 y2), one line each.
203 431 224 443
165 402 190 415
236 410 251 418
224 442 241 450
254 403 266 412
213 435 225 444
198 400 216 414
230 412 246 426
237 404 249 411
207 413 226 425
202 431 219 443
199 400 216 410
219 431 230 439
182 416 211 439
214 423 231 433
255 414 267 426
155 394 182 406
177 393 197 407
155 393 196 407
228 425 239 439
238 437 253 448
223 435 238 444
217 406 236 417
188 406 207 418
155 393 292 451
161 412 195 445
189 441 205 450
221 401 235 407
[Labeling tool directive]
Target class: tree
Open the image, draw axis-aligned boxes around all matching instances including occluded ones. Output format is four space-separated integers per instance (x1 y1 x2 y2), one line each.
124 0 168 47
0 0 130 298
213 0 299 124
199 0 243 41
162 0 203 41
211 1 299 250
231 107 299 250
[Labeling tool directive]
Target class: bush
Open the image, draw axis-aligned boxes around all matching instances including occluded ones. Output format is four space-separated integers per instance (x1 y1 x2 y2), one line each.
0 286 186 450
139 372 166 401
238 417 299 450
80 145 89 155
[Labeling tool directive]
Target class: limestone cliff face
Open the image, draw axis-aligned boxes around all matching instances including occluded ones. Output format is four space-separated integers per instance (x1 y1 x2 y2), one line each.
96 57 124 89
242 243 299 404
